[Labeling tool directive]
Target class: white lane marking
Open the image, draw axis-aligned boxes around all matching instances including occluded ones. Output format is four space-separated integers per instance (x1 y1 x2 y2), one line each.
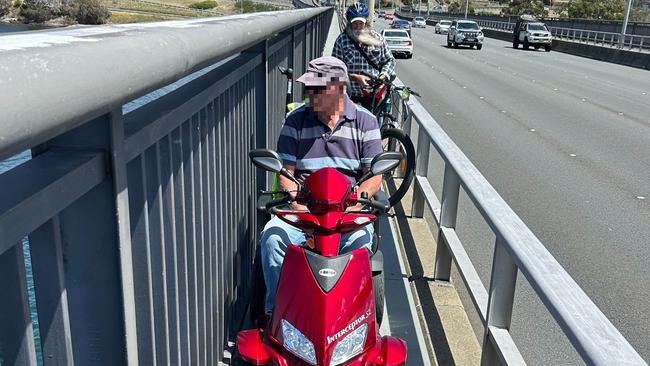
553 88 558 91
618 112 624 116
501 110 507 113
445 112 454 116
569 153 577 157
463 86 467 89
479 96 485 99
530 128 536 132
637 196 646 200
582 98 587 102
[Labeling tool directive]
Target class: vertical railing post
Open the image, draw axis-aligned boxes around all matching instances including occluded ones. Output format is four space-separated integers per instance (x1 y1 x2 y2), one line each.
411 120 429 218
0 243 38 366
45 112 128 365
433 165 460 281
480 236 518 366
109 108 140 366
29 216 75 366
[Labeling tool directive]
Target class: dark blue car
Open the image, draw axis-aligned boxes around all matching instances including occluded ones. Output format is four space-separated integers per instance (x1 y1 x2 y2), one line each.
390 19 412 36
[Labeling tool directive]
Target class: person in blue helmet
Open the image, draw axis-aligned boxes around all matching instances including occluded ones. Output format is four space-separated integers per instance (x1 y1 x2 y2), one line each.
332 2 396 111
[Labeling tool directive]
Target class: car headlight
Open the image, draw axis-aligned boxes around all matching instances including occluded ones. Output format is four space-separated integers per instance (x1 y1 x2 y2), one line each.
282 320 317 365
329 323 368 366
478 32 483 37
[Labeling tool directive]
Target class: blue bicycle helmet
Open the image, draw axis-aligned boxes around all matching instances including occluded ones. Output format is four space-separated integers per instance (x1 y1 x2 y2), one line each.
346 3 369 23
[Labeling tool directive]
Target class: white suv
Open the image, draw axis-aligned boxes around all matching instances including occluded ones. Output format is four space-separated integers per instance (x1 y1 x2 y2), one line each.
382 29 414 58
513 17 552 52
447 20 484 50
435 19 452 34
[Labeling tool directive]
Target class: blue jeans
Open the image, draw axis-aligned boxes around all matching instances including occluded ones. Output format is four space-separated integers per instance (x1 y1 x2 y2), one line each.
260 216 374 311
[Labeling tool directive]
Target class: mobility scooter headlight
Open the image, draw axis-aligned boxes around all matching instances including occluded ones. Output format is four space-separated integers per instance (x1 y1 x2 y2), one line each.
282 319 317 364
329 323 368 366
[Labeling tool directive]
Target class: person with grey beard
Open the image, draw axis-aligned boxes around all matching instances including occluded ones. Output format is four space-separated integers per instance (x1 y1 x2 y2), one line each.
332 2 396 111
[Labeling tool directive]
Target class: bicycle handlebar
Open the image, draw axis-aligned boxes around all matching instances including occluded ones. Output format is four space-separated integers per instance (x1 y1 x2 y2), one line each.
358 71 420 97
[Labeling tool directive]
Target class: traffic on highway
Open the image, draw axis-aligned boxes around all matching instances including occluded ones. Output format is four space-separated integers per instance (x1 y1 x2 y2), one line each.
372 12 650 365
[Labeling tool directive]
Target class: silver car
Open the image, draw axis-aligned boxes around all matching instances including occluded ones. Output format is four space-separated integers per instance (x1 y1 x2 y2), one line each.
413 16 426 28
435 19 452 34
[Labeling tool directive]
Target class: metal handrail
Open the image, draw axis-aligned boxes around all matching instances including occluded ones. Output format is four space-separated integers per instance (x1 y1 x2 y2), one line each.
0 8 325 162
396 78 647 365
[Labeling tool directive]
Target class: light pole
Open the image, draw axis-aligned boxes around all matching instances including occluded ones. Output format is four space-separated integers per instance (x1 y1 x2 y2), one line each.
464 0 469 18
619 0 634 47
368 0 376 24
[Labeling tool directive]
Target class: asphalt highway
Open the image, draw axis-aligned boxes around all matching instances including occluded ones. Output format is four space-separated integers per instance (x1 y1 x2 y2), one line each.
373 18 650 365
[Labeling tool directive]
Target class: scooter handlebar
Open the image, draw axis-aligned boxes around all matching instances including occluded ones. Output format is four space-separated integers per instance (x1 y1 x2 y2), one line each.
357 197 390 214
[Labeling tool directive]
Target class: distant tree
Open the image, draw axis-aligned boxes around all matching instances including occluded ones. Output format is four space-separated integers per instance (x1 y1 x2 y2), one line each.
447 0 474 14
189 0 217 9
447 1 460 12
1 0 12 16
69 0 109 24
497 0 545 16
20 0 57 21
563 0 625 20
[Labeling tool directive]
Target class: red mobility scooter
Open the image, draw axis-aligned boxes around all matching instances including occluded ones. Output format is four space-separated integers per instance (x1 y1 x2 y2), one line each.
237 149 408 366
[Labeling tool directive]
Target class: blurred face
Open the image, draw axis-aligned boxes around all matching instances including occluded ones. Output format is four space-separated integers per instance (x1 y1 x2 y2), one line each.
305 83 344 116
351 20 366 34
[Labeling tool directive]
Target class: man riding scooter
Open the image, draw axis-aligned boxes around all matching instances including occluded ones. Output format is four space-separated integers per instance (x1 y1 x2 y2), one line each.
260 56 383 319
237 56 408 366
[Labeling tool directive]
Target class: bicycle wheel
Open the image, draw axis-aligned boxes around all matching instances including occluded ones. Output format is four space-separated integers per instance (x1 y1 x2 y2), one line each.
380 128 415 207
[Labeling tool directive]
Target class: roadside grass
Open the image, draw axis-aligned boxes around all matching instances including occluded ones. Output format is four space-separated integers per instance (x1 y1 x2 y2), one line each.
109 10 180 22
104 0 281 23
105 0 221 16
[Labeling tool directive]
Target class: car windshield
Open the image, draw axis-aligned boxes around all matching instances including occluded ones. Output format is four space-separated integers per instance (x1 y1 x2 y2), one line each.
414 17 424 21
440 20 451 25
528 24 548 31
458 22 479 30
395 20 407 25
384 31 409 38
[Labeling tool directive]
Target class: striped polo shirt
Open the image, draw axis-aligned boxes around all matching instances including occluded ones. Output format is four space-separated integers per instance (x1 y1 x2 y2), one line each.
277 95 383 184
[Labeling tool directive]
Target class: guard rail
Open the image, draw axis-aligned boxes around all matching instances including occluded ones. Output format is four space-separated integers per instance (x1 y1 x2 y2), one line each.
387 78 647 365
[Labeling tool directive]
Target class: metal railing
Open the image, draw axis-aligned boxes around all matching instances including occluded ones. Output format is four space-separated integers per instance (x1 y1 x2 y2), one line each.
390 79 647 365
476 20 650 52
0 8 332 365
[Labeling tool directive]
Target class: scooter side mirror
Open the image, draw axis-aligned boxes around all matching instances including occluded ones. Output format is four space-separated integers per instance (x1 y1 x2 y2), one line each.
249 149 283 173
249 149 302 186
357 151 403 185
371 151 403 176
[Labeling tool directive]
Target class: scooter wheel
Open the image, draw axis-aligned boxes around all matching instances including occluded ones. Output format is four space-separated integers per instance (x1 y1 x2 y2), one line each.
373 271 385 327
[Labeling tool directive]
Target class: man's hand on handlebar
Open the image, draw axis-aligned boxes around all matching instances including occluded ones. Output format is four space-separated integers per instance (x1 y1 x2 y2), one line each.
290 201 309 211
350 73 372 88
